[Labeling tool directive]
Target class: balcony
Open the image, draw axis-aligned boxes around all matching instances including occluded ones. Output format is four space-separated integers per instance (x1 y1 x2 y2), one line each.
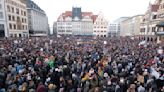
156 31 164 35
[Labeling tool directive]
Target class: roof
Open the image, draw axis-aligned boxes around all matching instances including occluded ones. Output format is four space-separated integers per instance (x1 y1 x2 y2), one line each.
92 15 98 23
151 4 159 12
57 11 98 22
82 12 93 16
64 11 72 17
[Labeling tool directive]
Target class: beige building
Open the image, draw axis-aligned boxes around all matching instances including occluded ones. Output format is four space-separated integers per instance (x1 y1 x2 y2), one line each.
156 0 164 43
120 15 143 37
5 0 29 37
120 18 132 36
93 12 108 37
140 2 160 41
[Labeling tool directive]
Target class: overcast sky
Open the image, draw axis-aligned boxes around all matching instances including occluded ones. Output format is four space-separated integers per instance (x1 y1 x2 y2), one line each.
33 0 155 27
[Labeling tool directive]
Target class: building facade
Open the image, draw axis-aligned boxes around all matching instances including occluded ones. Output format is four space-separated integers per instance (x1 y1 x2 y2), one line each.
93 13 108 37
57 11 72 36
156 0 164 43
5 0 29 37
55 7 108 37
81 14 93 36
108 17 129 37
120 15 143 37
140 3 160 41
27 0 49 36
0 0 7 37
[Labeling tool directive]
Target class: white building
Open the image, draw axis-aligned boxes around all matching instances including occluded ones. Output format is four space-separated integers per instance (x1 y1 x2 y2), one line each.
81 13 93 36
57 11 72 36
108 17 129 37
93 13 108 37
120 15 143 37
55 8 108 37
5 0 29 37
0 0 7 37
27 0 49 36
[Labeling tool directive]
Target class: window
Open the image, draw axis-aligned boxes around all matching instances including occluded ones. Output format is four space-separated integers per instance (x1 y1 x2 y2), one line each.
10 34 13 37
12 16 15 21
19 34 21 37
24 11 26 16
14 34 17 37
0 12 3 19
17 16 20 22
0 4 2 10
14 24 16 29
8 15 11 21
153 15 157 19
21 10 23 15
11 7 14 13
9 23 12 29
152 27 156 32
140 28 145 32
7 5 10 12
22 25 24 30
22 18 24 23
16 8 19 14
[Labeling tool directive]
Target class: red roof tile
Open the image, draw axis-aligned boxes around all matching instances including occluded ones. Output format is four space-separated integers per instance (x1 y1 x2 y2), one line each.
65 11 72 17
92 15 98 23
82 12 93 16
57 11 98 22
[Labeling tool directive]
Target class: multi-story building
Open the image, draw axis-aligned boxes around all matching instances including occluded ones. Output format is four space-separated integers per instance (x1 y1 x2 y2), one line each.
57 11 72 36
0 0 7 37
81 12 93 36
5 0 29 37
156 0 164 43
108 17 129 37
55 7 108 37
140 2 160 41
120 15 143 37
93 13 108 37
27 0 49 36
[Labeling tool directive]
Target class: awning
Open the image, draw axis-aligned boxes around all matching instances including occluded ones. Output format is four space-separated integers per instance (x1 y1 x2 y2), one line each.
156 21 164 27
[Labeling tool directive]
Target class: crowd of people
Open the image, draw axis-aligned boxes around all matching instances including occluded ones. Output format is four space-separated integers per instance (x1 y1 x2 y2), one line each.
0 36 163 92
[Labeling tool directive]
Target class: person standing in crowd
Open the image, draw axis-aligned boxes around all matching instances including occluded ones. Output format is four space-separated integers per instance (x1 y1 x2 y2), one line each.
0 37 163 92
